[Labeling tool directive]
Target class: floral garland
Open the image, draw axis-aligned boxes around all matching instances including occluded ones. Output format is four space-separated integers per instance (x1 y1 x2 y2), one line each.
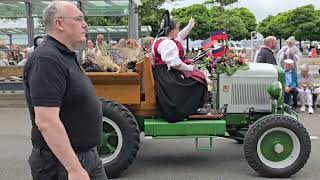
203 49 249 76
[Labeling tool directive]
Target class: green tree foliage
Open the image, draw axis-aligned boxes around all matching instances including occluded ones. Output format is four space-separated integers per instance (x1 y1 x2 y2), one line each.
86 0 171 36
207 5 224 17
257 11 292 39
230 8 257 39
204 0 238 7
139 0 168 36
289 5 316 28
212 10 248 40
85 16 127 26
257 15 273 37
172 4 211 40
172 4 256 40
258 4 320 41
291 5 319 41
294 21 319 41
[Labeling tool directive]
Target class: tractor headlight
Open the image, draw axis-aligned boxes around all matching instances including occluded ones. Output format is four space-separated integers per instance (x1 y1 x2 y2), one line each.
267 81 283 100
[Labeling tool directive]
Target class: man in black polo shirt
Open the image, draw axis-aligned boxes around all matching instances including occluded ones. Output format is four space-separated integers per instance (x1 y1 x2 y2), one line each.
256 36 278 65
23 1 107 180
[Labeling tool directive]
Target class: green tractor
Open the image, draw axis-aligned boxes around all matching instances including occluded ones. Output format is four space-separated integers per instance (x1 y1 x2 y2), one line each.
87 57 311 178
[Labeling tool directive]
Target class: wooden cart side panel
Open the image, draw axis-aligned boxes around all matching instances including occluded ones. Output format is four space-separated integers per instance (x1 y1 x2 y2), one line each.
127 57 157 116
0 66 23 77
95 84 140 104
143 57 156 104
87 72 141 105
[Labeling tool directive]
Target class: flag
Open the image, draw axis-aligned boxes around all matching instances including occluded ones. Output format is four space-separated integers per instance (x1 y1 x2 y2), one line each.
201 38 217 50
211 46 228 58
211 30 228 41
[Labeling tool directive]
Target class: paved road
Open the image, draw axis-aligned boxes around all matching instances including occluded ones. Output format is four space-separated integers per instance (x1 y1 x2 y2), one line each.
0 108 320 180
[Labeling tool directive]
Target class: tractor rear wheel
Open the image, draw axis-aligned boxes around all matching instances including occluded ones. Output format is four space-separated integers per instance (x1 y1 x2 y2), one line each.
244 114 311 178
99 100 140 179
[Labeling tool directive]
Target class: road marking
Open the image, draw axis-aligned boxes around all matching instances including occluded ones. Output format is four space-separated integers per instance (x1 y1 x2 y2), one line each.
310 136 319 140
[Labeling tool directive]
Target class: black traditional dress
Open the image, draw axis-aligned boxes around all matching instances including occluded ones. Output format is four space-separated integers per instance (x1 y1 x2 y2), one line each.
152 34 207 122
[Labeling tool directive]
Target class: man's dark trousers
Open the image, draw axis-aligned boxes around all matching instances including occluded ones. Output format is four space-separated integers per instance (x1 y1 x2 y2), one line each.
28 147 108 180
284 88 298 108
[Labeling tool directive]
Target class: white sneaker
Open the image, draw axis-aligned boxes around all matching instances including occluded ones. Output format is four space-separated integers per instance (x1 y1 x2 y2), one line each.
308 107 314 114
300 105 306 112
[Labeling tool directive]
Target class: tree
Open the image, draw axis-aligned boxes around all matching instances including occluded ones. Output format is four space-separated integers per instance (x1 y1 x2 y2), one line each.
86 0 174 36
139 0 172 36
258 4 319 42
204 0 238 7
294 22 317 41
207 5 224 17
172 4 211 40
257 11 293 40
85 17 127 26
289 5 316 29
172 4 255 41
291 5 318 41
212 11 248 40
257 15 274 37
229 8 257 39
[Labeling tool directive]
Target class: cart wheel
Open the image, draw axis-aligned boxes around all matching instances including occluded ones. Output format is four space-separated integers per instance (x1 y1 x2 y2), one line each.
244 114 311 178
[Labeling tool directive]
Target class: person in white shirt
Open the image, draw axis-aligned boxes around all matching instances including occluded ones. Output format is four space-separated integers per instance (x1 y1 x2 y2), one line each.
297 64 314 114
152 17 208 122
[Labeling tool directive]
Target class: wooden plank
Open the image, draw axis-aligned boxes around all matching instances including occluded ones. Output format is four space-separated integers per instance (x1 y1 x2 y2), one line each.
143 57 156 104
94 84 140 105
87 72 140 85
128 102 157 116
0 66 23 77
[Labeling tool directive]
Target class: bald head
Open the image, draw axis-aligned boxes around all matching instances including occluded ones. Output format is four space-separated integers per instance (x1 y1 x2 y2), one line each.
42 1 87 51
42 1 78 32
264 36 277 50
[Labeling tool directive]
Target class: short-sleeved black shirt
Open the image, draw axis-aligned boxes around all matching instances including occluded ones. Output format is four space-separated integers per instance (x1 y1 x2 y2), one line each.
23 35 102 152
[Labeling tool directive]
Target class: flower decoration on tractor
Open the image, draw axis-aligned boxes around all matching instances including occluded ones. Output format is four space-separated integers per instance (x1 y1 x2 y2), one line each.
200 30 249 76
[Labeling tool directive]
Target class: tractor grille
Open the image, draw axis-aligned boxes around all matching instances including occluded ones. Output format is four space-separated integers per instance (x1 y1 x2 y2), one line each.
231 83 270 105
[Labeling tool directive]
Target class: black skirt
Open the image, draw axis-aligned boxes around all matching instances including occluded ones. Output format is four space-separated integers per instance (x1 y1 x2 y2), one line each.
153 64 207 122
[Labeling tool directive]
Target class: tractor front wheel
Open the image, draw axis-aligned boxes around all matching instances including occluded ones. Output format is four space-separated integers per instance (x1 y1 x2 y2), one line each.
244 114 311 178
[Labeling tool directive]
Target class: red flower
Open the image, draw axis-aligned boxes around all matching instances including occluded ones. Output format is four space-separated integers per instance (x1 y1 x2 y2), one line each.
228 53 235 59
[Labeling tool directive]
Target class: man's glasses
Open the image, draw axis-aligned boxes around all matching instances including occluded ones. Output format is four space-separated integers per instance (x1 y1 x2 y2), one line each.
57 16 85 22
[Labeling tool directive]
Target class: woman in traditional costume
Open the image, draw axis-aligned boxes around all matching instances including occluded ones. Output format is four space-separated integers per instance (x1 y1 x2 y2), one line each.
152 16 208 123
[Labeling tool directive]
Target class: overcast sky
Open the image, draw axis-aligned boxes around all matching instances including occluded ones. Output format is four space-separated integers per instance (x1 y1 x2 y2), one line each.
163 0 320 21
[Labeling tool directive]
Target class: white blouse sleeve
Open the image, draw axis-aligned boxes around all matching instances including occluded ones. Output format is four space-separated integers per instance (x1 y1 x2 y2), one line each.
177 22 193 42
158 39 193 71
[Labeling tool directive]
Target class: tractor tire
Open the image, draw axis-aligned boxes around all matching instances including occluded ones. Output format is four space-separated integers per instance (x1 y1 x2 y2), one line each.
99 100 140 179
244 114 311 178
